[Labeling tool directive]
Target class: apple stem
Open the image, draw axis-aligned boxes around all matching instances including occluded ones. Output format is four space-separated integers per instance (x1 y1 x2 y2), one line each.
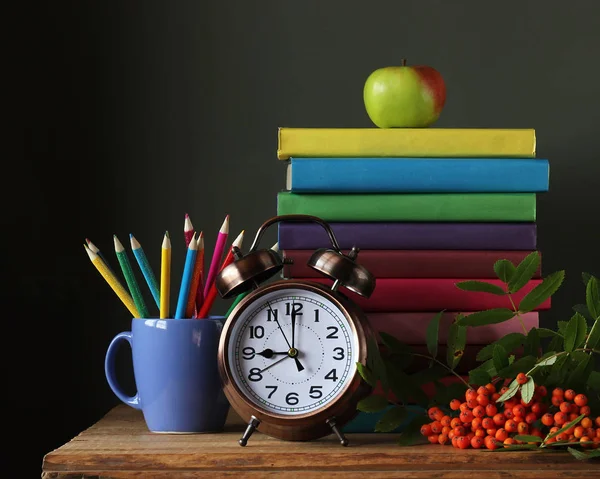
401 59 407 66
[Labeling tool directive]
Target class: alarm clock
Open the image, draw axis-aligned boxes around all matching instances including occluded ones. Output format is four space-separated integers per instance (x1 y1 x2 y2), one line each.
215 214 376 447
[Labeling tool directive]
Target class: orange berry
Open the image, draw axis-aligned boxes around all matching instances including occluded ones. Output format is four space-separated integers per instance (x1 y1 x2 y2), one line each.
525 412 538 425
521 397 533 407
466 397 479 409
499 386 509 395
459 402 470 412
542 413 555 426
477 386 489 396
428 407 441 420
495 428 508 441
559 402 571 414
580 436 592 448
471 436 484 449
564 389 576 401
433 410 444 422
531 427 544 438
486 428 497 437
581 417 593 429
475 428 486 438
460 410 474 424
530 402 543 416
485 404 498 417
467 431 475 441
505 419 518 433
571 404 580 415
458 436 471 449
451 417 462 429
453 426 466 437
554 412 568 426
431 421 442 434
517 422 529 434
580 406 591 416
504 437 516 447
513 404 526 418
441 415 451 427
451 436 459 448
574 426 585 439
450 398 461 410
465 388 477 400
476 394 489 406
438 433 449 445
555 432 568 442
485 436 500 450
516 372 528 385
482 417 495 429
569 413 580 422
420 424 433 436
504 408 515 420
428 434 440 444
471 418 482 430
537 385 547 397
442 426 451 436
448 430 455 439
552 387 564 398
551 396 562 407
504 399 518 410
597 429 600 439
492 393 500 402
472 406 485 418
586 428 595 438
595 417 600 428
485 383 496 394
493 413 506 426
574 394 588 407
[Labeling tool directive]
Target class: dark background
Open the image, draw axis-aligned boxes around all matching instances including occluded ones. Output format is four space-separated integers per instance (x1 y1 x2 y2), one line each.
13 0 600 475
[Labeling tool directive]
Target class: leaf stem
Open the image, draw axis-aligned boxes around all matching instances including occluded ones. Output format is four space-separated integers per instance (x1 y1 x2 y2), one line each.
394 351 470 388
508 294 528 334
526 348 600 375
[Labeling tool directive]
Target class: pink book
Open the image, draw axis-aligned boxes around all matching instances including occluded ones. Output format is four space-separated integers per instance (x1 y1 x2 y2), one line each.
367 312 539 345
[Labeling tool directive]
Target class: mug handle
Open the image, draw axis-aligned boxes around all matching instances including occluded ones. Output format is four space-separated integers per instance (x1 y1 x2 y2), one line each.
104 332 141 409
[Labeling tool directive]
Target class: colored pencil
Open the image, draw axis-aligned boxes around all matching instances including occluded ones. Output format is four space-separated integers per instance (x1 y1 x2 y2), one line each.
114 235 149 318
203 214 229 297
224 242 278 317
186 232 204 318
194 231 205 313
86 238 118 279
129 234 160 310
84 244 139 317
160 231 172 319
175 233 199 319
197 230 244 319
184 213 194 247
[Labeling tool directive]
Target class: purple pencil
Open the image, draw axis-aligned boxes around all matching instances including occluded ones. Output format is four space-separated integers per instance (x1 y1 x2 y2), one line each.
203 214 229 297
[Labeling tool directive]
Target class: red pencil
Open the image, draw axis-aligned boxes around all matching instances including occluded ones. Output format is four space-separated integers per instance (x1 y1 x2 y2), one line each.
203 214 229 297
196 229 244 319
184 213 194 247
194 231 205 313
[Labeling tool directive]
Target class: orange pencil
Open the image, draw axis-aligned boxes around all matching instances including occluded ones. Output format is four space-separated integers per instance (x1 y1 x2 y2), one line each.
185 232 204 318
196 230 244 319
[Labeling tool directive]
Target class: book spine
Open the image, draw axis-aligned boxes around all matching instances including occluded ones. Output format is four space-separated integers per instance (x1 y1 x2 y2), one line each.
278 222 537 251
368 312 539 344
298 277 550 312
288 158 549 193
277 128 536 159
277 192 537 222
282 250 541 279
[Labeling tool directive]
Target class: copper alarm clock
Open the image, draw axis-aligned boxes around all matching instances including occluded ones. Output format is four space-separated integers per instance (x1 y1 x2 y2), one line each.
215 215 376 447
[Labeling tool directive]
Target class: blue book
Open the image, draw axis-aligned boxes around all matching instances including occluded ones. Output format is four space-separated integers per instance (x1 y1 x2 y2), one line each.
286 157 549 193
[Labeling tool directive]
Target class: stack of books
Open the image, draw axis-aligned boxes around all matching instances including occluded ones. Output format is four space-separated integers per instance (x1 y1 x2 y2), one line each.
276 127 550 375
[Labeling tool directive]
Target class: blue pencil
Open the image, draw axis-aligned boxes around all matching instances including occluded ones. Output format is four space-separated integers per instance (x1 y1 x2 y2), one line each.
129 234 161 310
175 234 199 319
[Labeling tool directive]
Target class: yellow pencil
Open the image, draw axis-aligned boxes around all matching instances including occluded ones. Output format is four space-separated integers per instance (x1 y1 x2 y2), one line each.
160 231 172 319
84 244 139 317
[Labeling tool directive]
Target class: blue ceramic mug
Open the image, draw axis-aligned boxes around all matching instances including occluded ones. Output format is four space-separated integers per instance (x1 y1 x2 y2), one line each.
105 316 230 433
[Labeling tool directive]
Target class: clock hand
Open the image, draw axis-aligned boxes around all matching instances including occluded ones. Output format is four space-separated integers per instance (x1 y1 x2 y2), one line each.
291 304 296 349
265 300 305 373
266 301 292 349
256 349 288 359
258 355 289 373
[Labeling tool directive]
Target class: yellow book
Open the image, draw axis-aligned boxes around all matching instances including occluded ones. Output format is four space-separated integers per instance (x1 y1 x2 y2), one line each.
277 128 536 159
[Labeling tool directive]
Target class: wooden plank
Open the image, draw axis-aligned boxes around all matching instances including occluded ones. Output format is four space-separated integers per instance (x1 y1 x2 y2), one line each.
42 405 600 478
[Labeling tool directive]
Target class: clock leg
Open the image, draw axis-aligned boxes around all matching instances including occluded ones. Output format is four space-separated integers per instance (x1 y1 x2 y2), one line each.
326 417 349 447
239 416 261 447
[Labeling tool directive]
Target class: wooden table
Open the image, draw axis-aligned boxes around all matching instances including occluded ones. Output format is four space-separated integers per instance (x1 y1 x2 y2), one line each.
42 404 599 478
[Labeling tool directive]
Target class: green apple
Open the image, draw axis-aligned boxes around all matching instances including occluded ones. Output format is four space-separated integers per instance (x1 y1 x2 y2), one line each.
363 59 446 128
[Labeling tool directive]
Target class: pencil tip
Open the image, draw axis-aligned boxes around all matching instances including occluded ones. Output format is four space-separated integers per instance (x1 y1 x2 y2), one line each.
129 233 133 239
85 238 90 244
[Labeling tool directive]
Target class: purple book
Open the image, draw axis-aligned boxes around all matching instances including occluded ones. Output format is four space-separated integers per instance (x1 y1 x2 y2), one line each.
278 222 537 250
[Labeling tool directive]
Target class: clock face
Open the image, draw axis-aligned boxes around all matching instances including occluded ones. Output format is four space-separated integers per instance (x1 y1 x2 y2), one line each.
226 286 359 416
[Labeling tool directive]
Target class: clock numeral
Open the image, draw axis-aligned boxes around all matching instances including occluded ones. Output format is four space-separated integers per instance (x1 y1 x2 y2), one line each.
265 385 278 399
248 368 263 382
249 325 264 339
326 326 339 339
285 302 303 316
325 368 338 382
314 309 320 322
333 347 345 360
267 308 277 322
309 385 323 399
285 392 299 405
242 347 255 360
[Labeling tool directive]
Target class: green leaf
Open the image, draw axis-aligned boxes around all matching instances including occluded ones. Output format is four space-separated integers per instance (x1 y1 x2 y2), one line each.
542 414 585 445
456 308 515 327
433 382 468 408
374 406 408 433
587 371 600 392
586 276 600 320
583 272 593 286
514 434 543 443
446 322 467 370
567 447 600 460
535 354 558 367
385 359 429 408
455 280 507 295
524 327 540 357
547 334 564 353
494 259 516 283
425 311 443 359
508 252 541 293
518 271 565 313
497 379 519 402
521 376 535 404
356 362 376 387
564 313 588 352
379 332 409 354
586 319 600 350
492 344 509 373
476 333 526 361
537 328 560 338
573 304 593 321
410 364 448 386
557 321 569 335
469 368 491 386
367 336 389 394
546 353 570 385
498 356 538 379
396 414 431 446
567 354 592 389
357 394 389 413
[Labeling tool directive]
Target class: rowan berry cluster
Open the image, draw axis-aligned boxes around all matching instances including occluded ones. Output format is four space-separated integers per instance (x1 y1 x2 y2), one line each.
420 376 600 450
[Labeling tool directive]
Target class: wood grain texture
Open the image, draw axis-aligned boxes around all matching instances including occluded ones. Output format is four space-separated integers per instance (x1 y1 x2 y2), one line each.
42 405 600 479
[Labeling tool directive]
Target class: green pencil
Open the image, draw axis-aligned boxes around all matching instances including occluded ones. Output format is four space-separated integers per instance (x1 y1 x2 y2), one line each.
114 234 149 318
